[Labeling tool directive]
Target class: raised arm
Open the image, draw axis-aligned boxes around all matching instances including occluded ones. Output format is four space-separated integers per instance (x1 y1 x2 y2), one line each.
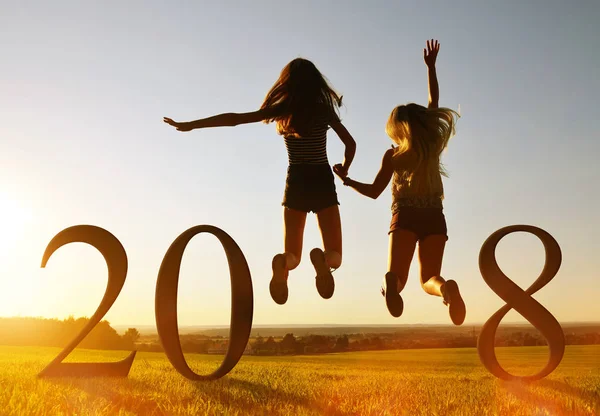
163 106 280 132
423 39 440 109
334 148 395 200
330 119 357 176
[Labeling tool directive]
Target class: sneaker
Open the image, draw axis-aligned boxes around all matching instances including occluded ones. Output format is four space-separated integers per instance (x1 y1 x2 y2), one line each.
310 248 334 299
269 254 288 305
381 272 404 318
441 280 466 325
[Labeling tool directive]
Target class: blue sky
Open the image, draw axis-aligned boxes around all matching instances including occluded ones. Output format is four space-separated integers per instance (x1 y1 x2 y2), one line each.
0 0 598 326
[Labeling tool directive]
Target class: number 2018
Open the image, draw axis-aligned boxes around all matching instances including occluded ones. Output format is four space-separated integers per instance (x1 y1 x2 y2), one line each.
37 223 564 382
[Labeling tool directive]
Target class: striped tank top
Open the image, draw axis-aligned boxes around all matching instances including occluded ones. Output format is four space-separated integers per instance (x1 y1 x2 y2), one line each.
283 113 330 165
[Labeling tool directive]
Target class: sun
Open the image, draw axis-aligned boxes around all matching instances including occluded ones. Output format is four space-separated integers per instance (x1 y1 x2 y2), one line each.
0 191 36 317
0 192 31 252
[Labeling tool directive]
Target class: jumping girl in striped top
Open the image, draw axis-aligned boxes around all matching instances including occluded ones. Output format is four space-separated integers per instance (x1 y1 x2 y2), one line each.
164 58 356 305
334 40 466 325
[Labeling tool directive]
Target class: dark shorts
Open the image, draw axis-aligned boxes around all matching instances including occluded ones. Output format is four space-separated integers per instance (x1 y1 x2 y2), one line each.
389 206 448 241
282 164 339 213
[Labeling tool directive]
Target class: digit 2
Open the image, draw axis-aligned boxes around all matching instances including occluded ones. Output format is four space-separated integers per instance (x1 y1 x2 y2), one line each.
38 225 136 377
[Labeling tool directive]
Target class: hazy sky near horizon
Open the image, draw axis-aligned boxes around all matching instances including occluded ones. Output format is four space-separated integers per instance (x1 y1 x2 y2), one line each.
1 1 598 328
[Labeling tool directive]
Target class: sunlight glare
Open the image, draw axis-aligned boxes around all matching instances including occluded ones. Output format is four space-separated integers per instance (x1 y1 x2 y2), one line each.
0 192 32 256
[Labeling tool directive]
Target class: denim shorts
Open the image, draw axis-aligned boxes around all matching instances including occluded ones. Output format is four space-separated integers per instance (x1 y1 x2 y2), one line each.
282 164 339 213
389 206 448 241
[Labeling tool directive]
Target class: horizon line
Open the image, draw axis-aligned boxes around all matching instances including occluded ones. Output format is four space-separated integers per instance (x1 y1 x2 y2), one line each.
2 316 598 327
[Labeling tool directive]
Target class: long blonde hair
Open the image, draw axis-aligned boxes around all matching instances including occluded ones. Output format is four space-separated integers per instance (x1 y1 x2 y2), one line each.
260 58 342 137
386 103 459 193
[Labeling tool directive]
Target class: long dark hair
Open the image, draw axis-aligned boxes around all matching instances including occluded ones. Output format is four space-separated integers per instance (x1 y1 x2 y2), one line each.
261 58 342 137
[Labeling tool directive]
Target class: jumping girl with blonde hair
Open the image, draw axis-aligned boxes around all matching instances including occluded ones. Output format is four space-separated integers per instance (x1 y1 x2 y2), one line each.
164 58 356 306
334 40 466 325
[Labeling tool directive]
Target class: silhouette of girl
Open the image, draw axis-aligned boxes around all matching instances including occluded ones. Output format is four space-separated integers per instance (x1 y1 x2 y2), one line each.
164 58 356 305
333 40 465 325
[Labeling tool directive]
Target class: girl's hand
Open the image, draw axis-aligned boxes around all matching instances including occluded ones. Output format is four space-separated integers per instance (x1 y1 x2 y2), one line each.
163 117 193 132
423 39 440 68
333 163 348 179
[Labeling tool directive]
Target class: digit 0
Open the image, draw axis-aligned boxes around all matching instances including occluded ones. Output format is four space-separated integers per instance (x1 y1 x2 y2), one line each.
155 225 253 380
38 225 136 378
477 224 565 381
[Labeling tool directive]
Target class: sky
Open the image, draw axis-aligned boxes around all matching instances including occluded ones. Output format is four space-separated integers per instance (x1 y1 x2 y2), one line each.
0 0 598 328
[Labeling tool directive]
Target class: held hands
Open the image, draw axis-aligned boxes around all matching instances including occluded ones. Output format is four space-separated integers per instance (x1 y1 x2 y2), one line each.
163 117 193 132
423 39 440 68
333 164 348 182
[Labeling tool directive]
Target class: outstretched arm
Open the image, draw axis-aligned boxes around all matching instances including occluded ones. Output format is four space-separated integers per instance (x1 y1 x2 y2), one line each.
163 106 280 132
330 119 357 176
334 148 394 200
423 39 440 109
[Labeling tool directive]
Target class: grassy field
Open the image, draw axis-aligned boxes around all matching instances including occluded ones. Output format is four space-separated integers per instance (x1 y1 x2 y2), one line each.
0 345 598 415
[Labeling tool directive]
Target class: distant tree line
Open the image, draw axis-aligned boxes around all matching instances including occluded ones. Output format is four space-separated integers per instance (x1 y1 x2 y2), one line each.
136 334 229 354
244 330 600 355
137 329 600 356
0 317 140 351
1 317 598 356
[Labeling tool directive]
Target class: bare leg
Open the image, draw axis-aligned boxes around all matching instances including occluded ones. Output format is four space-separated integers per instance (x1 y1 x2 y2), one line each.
418 235 447 296
315 204 342 269
283 207 307 271
418 234 465 325
310 204 342 299
384 229 418 317
388 229 418 292
270 207 307 305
